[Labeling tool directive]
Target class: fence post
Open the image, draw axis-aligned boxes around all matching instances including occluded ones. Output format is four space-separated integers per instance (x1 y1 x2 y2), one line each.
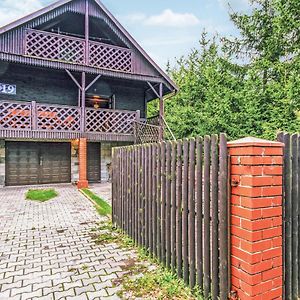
228 137 284 300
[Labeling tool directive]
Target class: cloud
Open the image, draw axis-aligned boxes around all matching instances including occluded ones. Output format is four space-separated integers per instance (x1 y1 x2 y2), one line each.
0 0 43 27
144 9 200 28
120 9 200 29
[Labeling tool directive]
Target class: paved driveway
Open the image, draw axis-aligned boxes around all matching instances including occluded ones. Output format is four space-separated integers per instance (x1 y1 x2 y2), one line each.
0 185 131 300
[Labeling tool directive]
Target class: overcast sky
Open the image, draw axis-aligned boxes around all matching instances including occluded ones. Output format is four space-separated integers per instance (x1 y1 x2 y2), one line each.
0 0 250 69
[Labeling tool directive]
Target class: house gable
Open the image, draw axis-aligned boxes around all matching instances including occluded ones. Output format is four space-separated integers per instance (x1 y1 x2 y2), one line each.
0 0 177 92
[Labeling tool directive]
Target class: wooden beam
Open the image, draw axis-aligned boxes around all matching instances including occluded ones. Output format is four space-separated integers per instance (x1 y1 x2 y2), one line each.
145 83 159 95
85 0 89 64
65 69 82 91
85 74 102 92
81 72 86 132
147 81 160 99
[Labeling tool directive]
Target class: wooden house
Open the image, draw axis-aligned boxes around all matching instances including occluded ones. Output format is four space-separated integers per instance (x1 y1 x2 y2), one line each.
0 0 177 187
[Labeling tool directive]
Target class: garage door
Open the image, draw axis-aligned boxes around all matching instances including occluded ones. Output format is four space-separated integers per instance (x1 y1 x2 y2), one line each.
6 142 71 186
87 143 101 183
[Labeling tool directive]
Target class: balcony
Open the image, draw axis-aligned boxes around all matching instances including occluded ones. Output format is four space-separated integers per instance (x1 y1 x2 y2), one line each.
24 29 133 73
0 100 139 141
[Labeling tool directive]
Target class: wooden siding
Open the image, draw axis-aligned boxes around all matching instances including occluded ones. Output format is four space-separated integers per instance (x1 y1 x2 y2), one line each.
0 64 78 106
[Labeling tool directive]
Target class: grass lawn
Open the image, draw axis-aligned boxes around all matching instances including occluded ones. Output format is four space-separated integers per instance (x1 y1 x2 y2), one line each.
81 188 112 217
26 189 58 202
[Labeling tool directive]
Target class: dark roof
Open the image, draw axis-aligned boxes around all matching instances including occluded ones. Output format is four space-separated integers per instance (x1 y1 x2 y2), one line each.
0 0 178 93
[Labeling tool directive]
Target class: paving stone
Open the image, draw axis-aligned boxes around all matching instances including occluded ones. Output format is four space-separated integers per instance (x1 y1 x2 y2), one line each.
94 280 113 291
87 289 109 299
54 289 76 300
66 295 89 300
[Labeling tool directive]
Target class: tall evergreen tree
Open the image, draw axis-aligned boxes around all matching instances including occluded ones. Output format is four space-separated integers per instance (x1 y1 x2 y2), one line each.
149 0 299 140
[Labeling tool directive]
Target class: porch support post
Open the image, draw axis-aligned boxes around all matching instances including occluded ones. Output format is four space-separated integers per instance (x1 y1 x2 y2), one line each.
228 137 284 300
81 72 86 132
159 82 164 141
77 137 88 189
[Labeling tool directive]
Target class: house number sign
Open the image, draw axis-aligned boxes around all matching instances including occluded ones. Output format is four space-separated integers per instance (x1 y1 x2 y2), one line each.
0 83 16 95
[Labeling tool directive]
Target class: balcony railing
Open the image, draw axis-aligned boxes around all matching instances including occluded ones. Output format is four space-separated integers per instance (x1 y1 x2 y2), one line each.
24 29 133 73
0 100 138 137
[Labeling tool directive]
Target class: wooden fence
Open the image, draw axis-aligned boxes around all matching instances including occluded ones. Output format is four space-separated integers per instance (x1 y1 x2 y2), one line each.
112 134 229 299
278 132 300 300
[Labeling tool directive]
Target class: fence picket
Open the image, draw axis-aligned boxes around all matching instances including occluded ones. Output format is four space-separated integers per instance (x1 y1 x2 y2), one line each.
171 142 177 272
203 136 211 298
298 135 300 296
189 138 196 288
211 135 219 299
196 137 203 289
166 142 172 268
283 133 292 300
292 134 299 299
219 133 229 300
161 142 167 265
134 147 138 244
151 144 157 255
145 145 149 250
157 143 162 259
182 139 189 284
138 146 142 246
176 140 183 279
148 144 154 254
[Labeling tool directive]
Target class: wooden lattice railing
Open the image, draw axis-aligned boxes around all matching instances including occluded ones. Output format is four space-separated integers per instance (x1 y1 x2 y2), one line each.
134 121 160 144
36 104 81 132
25 29 85 64
24 29 133 73
0 101 32 129
0 101 140 136
89 41 132 72
85 108 137 134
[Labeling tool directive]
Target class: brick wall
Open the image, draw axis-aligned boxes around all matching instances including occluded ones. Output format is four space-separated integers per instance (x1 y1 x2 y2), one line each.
228 137 284 300
77 138 88 189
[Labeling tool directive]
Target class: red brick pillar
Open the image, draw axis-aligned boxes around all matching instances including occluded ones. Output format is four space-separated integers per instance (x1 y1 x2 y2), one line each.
77 138 88 189
228 137 284 300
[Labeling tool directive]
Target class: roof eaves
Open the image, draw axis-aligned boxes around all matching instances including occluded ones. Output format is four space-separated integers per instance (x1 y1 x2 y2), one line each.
0 0 72 34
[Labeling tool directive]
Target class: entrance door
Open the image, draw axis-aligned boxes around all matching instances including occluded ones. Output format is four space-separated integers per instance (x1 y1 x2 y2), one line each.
87 143 101 183
5 142 71 186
